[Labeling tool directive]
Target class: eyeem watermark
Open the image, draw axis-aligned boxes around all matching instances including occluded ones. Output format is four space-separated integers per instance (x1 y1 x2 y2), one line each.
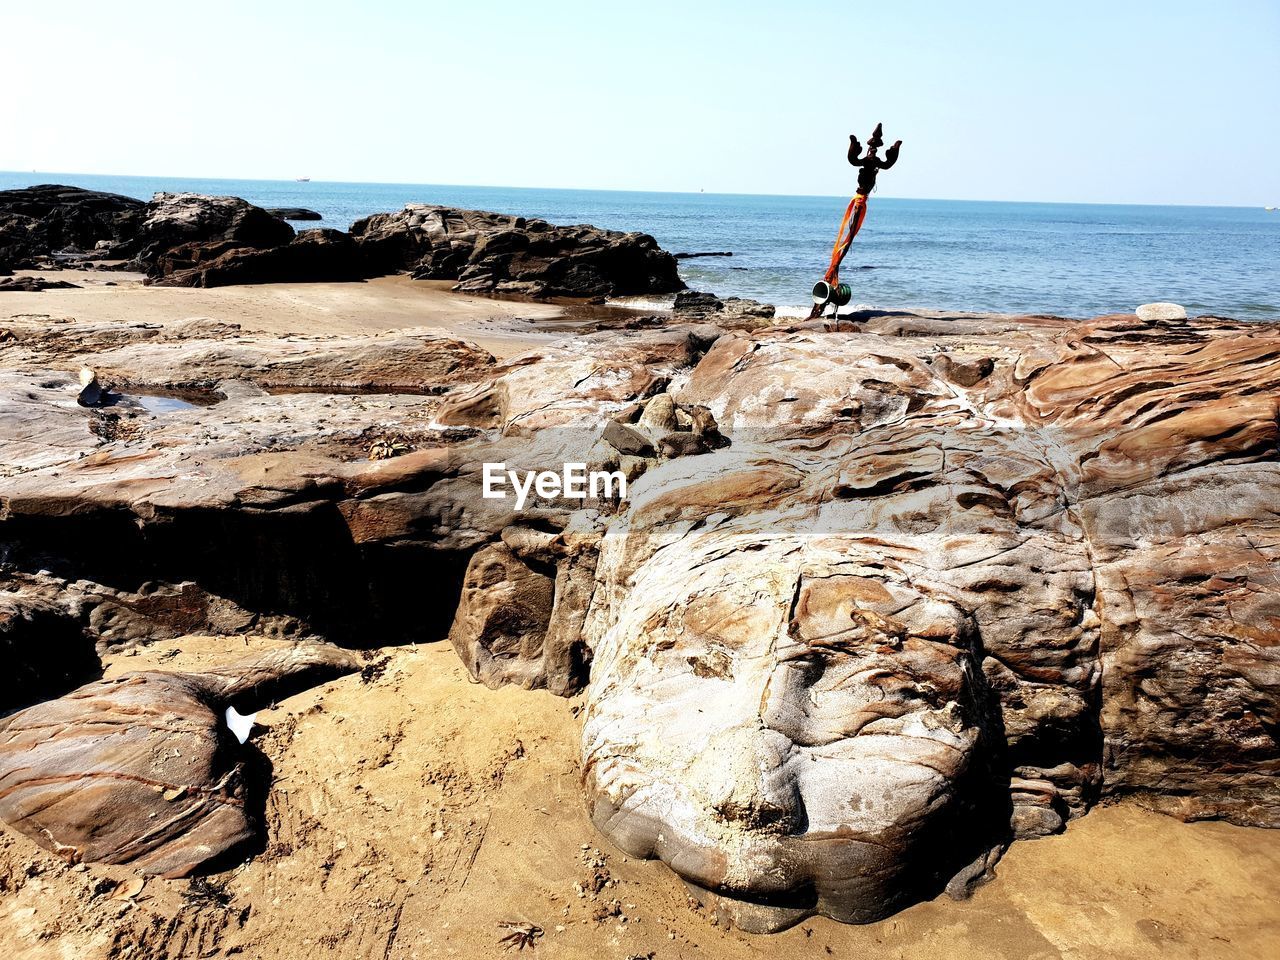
482 462 627 510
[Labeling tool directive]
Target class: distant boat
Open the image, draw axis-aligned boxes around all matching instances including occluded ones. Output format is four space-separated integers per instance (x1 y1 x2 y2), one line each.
1266 206 1276 212
296 177 311 182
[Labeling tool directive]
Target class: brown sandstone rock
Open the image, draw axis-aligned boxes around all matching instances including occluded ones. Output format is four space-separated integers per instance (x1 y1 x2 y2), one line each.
0 645 360 876
1 308 1277 927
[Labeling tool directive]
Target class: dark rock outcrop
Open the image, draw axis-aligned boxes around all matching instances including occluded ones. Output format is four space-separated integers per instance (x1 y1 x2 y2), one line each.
133 193 295 275
265 207 323 221
350 204 684 298
0 580 99 713
672 288 776 329
152 229 365 287
0 275 81 292
2 187 690 296
0 184 146 267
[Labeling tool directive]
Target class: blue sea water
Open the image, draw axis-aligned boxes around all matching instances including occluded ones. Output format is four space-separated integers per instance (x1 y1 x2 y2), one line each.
3 171 1277 319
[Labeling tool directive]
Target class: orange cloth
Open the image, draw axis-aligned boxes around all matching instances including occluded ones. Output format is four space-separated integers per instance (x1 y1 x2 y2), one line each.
823 192 869 284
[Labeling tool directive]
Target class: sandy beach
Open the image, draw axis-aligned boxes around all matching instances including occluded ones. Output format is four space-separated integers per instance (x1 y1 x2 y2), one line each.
1 632 1277 960
4 269 570 358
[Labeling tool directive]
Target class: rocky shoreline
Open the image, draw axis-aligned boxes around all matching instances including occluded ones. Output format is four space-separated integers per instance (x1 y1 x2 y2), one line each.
1 186 1278 949
1 184 685 297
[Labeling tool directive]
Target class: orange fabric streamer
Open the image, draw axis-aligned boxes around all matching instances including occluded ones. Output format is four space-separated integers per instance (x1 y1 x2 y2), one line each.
823 192 869 284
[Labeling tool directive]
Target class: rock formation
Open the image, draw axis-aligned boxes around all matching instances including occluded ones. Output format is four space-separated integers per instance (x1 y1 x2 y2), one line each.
134 193 296 275
265 207 323 221
672 289 777 329
0 304 1277 928
0 577 99 712
350 204 684 298
0 185 690 296
0 314 494 393
1135 301 1187 322
0 645 360 876
0 275 81 291
0 184 145 267
150 229 365 287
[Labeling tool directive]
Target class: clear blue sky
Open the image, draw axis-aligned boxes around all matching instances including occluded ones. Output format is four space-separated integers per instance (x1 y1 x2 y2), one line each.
4 0 1277 204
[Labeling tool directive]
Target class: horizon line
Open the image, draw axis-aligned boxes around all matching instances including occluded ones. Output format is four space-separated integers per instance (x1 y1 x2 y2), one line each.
1 168 1270 211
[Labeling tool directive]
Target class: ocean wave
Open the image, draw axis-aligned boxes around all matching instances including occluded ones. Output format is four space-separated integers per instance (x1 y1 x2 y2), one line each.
607 294 679 311
773 304 810 319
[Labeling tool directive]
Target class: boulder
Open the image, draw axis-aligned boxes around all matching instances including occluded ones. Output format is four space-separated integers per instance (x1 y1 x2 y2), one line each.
448 538 559 690
583 525 1009 930
76 365 105 406
0 275 81 291
133 193 295 274
0 184 146 267
1136 301 1188 322
601 419 654 457
349 204 684 298
0 645 360 876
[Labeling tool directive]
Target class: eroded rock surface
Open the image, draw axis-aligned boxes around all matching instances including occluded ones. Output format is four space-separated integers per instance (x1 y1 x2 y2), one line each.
0 645 360 876
0 306 1277 929
0 315 495 393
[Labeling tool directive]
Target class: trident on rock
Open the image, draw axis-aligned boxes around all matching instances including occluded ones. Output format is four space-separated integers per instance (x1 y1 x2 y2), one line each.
809 123 902 319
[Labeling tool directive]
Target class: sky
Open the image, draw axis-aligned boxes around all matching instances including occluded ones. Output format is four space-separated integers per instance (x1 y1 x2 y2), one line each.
3 0 1278 204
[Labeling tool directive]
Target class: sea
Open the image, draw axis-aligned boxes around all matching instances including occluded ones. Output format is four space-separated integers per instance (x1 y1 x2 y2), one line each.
3 171 1277 319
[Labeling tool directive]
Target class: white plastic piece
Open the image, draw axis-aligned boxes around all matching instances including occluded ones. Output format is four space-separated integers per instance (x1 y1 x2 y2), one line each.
225 706 257 744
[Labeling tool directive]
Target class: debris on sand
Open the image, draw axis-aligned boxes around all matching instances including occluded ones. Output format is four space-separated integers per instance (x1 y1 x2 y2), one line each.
497 921 544 950
367 432 413 460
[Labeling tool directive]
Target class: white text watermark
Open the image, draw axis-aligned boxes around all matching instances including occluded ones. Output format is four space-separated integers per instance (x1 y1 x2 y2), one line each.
482 462 627 510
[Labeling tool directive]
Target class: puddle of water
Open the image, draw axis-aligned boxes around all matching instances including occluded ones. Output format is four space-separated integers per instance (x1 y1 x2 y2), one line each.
133 394 202 415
